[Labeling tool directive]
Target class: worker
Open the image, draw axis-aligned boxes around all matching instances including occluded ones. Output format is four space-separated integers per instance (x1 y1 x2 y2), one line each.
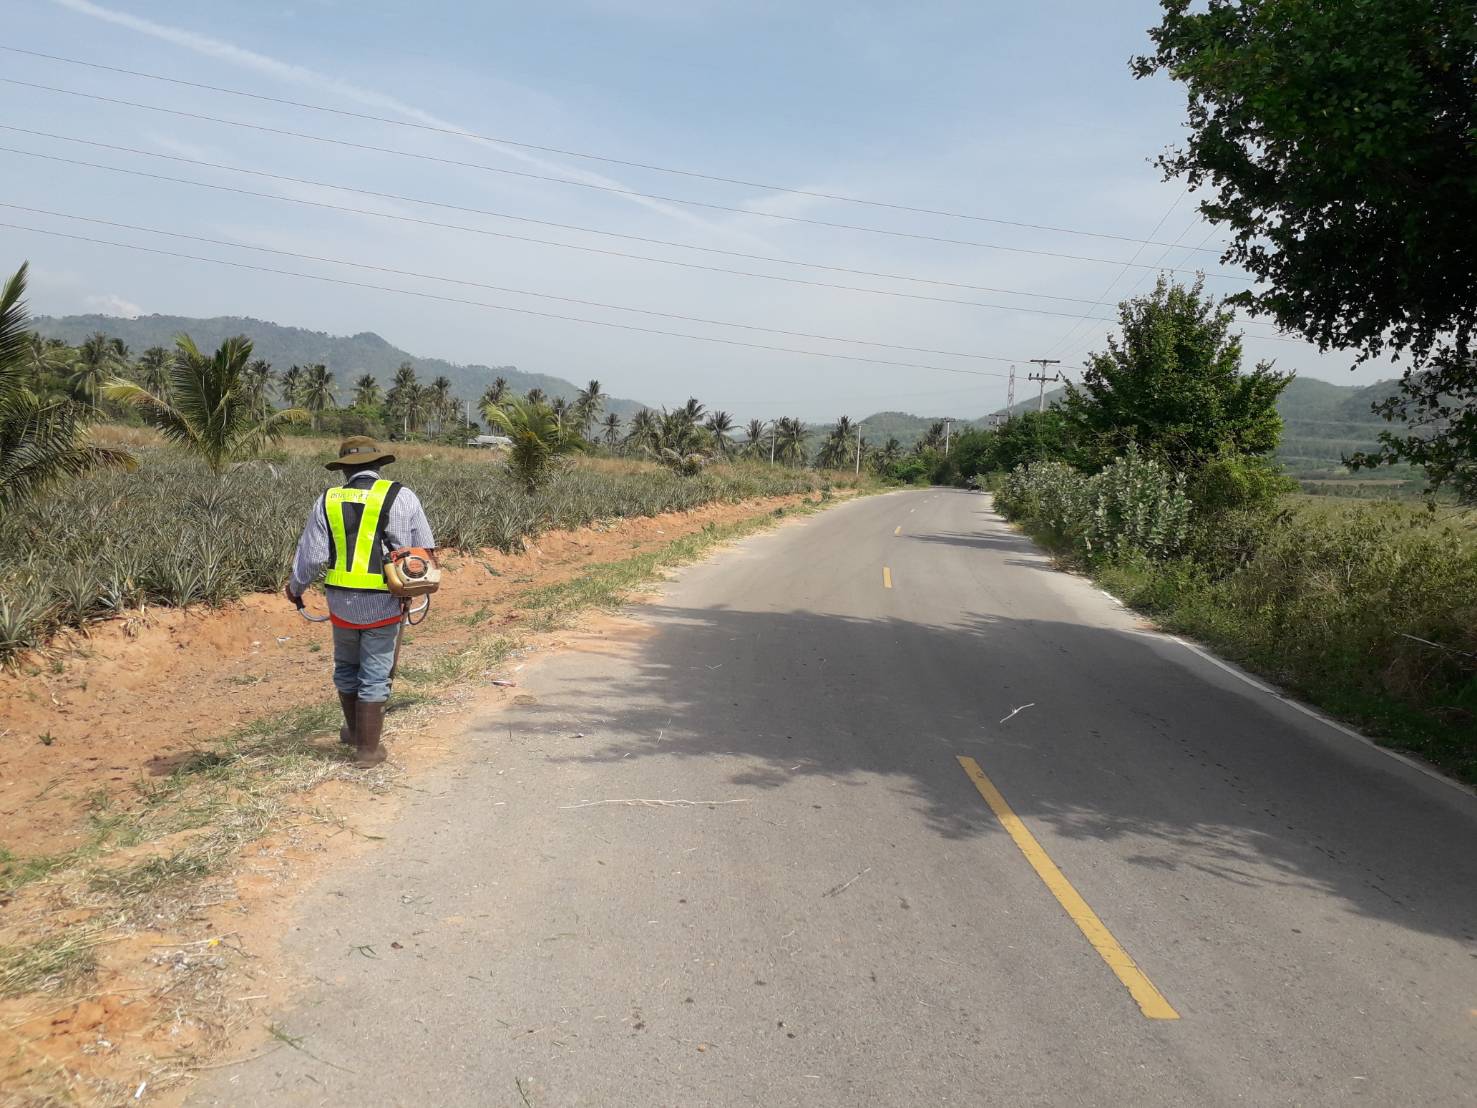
285 436 436 766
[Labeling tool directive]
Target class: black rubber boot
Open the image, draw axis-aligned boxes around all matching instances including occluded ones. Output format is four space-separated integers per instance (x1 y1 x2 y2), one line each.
355 700 388 767
338 692 358 746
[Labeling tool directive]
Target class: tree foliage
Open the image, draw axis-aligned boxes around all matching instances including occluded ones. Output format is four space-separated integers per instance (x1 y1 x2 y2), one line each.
483 395 578 491
1135 0 1477 498
0 264 134 515
1065 277 1291 470
104 335 307 476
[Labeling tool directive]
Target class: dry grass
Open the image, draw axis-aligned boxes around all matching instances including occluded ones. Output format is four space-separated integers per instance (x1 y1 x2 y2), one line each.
0 926 106 1000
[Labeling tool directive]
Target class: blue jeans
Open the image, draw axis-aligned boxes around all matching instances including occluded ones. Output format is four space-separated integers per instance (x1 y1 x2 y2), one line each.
331 622 401 703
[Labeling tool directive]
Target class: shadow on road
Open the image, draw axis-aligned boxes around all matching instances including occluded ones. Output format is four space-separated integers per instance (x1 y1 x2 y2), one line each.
520 599 1477 948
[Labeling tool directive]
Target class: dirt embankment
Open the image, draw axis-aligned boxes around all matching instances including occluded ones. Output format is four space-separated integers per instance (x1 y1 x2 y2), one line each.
0 491 821 1106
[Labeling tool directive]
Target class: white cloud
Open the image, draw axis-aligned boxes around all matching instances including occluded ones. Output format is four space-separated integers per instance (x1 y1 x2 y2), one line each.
85 292 142 317
50 0 736 236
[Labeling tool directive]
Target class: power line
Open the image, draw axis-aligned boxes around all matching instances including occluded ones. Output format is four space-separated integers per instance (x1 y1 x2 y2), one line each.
0 125 1150 311
0 145 1147 331
0 201 1023 362
0 45 1228 251
0 221 1027 378
1043 190 1189 359
2 78 1250 275
4 140 1296 343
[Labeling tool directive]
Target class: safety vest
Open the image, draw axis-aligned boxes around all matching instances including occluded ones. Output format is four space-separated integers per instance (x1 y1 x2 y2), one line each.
323 478 401 591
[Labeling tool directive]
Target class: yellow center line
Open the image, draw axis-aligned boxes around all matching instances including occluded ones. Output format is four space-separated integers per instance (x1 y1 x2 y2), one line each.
894 525 902 535
955 755 1180 1021
882 566 893 589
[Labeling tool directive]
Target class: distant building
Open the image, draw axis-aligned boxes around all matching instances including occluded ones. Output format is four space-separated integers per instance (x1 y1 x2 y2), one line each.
467 434 512 449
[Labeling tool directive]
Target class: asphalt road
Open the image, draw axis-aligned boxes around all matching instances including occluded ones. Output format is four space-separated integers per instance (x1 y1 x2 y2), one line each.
195 489 1477 1107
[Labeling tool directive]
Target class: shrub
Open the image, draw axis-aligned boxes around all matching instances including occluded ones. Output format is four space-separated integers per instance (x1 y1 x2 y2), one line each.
881 456 933 485
998 447 1191 565
1188 453 1296 515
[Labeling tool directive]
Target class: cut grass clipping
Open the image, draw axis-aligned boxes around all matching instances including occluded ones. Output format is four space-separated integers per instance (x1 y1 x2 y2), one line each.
0 926 105 999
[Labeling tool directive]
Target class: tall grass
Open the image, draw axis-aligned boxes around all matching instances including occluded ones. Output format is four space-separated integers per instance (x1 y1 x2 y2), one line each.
0 449 841 660
1000 465 1477 783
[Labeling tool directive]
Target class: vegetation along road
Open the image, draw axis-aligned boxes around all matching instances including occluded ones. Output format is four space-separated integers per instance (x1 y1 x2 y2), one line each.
194 489 1477 1107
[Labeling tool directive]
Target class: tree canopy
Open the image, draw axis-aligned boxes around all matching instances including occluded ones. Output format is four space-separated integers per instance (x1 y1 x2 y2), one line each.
0 264 133 515
1135 0 1477 497
1065 277 1291 470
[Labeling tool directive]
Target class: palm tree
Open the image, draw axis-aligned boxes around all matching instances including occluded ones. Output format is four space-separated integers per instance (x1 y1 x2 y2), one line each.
681 397 706 425
704 410 735 457
550 395 570 434
573 379 606 437
242 359 276 418
352 373 381 409
480 375 508 413
624 408 659 453
386 362 422 433
525 387 547 406
104 335 307 476
918 420 947 453
429 375 454 432
301 363 337 430
0 264 134 515
24 334 69 391
817 415 856 469
69 332 127 407
484 395 578 492
742 418 768 460
278 364 305 408
873 436 903 472
646 407 711 474
134 346 171 397
600 411 622 450
775 417 808 467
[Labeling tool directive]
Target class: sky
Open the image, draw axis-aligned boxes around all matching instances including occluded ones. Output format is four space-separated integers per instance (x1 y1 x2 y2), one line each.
2 0 1395 421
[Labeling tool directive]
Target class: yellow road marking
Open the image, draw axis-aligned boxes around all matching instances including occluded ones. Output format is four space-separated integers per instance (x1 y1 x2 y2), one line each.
882 566 893 589
894 525 901 535
955 755 1180 1021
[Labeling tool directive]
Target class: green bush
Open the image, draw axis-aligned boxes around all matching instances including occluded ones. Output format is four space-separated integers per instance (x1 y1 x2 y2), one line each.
997 447 1191 565
880 456 933 485
1188 452 1296 515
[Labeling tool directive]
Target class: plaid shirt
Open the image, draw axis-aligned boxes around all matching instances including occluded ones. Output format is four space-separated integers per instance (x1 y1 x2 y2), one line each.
289 470 436 628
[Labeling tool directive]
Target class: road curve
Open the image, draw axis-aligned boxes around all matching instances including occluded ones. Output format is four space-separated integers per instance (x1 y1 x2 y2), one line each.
195 489 1477 1107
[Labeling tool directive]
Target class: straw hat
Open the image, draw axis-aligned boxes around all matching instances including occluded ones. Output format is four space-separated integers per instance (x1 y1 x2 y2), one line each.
326 435 397 470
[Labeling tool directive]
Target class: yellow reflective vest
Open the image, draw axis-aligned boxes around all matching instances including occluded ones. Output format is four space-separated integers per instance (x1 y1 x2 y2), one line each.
323 479 400 591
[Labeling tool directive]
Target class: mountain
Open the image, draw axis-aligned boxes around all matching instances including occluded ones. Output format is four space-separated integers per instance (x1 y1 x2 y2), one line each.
30 313 648 417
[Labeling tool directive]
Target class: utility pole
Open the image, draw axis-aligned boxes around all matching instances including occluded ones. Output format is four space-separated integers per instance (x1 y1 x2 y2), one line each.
855 423 863 475
769 423 776 465
1028 359 1063 412
1006 365 1017 420
943 418 954 454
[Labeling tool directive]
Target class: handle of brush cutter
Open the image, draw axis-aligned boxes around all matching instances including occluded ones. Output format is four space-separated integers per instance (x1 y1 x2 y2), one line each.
290 591 332 623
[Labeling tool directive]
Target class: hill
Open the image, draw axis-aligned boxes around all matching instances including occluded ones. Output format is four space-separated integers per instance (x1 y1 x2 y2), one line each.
978 376 1405 477
30 313 648 417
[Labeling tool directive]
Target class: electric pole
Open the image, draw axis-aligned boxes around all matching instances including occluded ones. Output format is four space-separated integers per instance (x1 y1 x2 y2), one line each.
769 423 776 465
855 423 863 475
943 418 954 454
1006 365 1017 420
1028 359 1063 412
